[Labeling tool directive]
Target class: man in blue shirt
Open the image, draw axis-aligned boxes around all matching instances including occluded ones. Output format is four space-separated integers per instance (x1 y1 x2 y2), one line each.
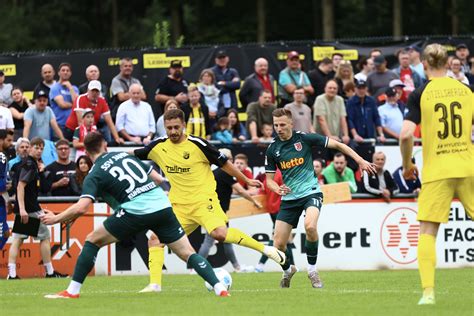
211 50 241 116
378 87 404 139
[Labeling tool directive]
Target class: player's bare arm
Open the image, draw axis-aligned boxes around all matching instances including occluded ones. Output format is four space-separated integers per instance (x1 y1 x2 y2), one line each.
399 120 419 180
221 160 263 188
39 198 92 225
265 172 291 196
327 138 377 175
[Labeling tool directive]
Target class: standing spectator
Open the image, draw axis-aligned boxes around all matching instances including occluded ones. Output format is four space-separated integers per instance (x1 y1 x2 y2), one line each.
246 90 276 143
308 57 334 99
334 61 355 99
45 139 76 196
110 57 146 119
78 65 108 97
363 152 399 202
447 57 470 85
72 109 97 160
313 80 350 144
154 60 189 118
378 87 404 139
155 99 179 138
33 64 56 104
227 108 247 141
211 50 241 116
181 85 211 139
392 50 422 103
2 129 15 161
392 165 421 194
233 153 254 191
347 80 386 143
211 117 233 144
0 70 13 106
7 137 67 279
9 87 32 139
278 51 314 106
0 97 14 130
23 90 64 140
8 137 29 171
408 45 426 81
259 123 274 142
0 131 8 250
331 53 344 74
367 55 399 101
322 152 357 193
49 63 79 133
284 88 314 133
197 69 220 120
313 158 325 186
70 155 93 196
455 43 470 74
239 57 276 110
116 84 155 145
354 57 374 82
369 48 382 59
64 80 123 144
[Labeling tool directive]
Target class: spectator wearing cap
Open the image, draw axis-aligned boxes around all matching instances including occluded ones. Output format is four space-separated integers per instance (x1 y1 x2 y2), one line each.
211 50 241 116
366 55 399 101
346 80 385 143
278 51 314 107
308 57 334 100
407 45 426 80
0 70 13 107
72 108 97 160
64 80 123 144
447 57 470 85
49 63 79 133
246 90 276 143
354 57 374 82
392 49 422 103
284 88 314 134
455 43 470 74
155 59 189 119
110 57 146 119
239 57 276 110
33 64 56 105
23 90 63 140
78 65 108 98
44 139 76 197
182 85 211 139
378 87 404 139
116 83 155 145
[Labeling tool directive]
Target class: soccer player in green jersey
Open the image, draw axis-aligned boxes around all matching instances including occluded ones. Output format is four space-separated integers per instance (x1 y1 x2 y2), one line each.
40 132 230 298
265 109 376 288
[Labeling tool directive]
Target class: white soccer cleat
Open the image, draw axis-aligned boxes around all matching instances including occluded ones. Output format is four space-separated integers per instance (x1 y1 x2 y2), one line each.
139 284 162 293
263 246 286 265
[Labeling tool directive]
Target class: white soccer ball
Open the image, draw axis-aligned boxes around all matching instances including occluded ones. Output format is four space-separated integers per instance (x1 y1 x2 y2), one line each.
205 268 232 291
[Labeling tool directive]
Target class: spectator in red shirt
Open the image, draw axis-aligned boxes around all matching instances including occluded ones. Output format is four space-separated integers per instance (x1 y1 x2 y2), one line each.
392 49 422 103
233 153 255 190
64 80 123 144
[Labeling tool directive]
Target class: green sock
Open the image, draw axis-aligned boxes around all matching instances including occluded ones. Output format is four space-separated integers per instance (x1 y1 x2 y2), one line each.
305 240 319 265
281 247 292 271
72 241 100 284
188 253 219 286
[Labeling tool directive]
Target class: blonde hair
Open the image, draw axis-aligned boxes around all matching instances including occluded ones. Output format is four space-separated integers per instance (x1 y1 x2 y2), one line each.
422 44 448 70
335 61 354 81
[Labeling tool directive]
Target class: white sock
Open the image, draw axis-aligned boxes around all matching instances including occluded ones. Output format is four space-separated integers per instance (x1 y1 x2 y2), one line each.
256 263 265 271
8 263 16 278
213 282 227 295
284 266 293 275
308 264 317 273
44 262 54 275
67 280 82 295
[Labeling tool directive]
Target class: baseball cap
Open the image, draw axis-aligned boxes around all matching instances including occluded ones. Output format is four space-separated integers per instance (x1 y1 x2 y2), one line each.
389 79 406 88
373 55 386 65
456 43 468 50
0 70 4 76
82 108 95 118
215 50 228 58
385 87 397 98
355 79 367 88
170 60 183 68
407 45 422 53
36 90 48 99
87 80 101 91
287 51 300 60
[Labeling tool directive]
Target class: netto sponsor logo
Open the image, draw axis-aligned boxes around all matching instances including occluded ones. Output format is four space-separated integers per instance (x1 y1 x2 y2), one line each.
166 165 190 173
279 157 304 170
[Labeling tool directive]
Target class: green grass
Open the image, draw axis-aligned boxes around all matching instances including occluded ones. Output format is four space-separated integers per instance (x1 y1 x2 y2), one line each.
1 269 473 316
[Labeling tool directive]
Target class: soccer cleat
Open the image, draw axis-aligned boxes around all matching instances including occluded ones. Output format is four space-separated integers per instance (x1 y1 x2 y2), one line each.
254 267 264 273
308 271 323 288
219 290 231 297
280 265 298 288
139 284 162 293
46 271 69 278
263 246 286 265
418 293 435 305
6 275 20 280
45 290 79 299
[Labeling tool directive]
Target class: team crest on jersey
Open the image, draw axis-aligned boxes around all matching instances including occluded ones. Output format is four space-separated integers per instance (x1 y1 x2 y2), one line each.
294 142 302 151
183 151 190 159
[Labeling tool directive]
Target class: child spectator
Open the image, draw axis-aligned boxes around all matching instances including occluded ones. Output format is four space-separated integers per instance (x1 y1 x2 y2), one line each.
211 117 233 144
259 123 274 142
234 153 254 190
72 109 97 160
197 69 220 119
227 109 247 141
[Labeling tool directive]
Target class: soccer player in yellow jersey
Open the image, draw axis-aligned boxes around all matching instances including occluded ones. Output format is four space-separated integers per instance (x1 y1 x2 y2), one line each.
400 43 473 305
133 109 286 292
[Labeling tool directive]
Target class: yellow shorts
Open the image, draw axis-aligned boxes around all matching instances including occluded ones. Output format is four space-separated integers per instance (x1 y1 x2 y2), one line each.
172 197 228 235
418 177 473 223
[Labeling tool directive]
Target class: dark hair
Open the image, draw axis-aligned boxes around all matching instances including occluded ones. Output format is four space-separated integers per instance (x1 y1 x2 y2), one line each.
370 48 382 57
30 137 45 147
75 155 93 186
259 89 272 97
356 57 369 71
55 139 69 148
313 158 325 167
6 129 13 136
319 57 332 66
272 108 292 119
84 132 104 155
163 109 185 122
10 86 23 96
227 108 242 137
58 62 72 71
0 129 7 140
334 152 346 160
332 53 343 59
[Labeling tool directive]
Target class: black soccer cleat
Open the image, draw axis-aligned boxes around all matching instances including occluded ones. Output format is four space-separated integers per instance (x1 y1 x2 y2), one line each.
46 271 69 278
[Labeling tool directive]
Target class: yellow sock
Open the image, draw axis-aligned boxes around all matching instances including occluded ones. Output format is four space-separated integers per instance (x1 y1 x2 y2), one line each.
418 234 436 290
149 246 164 286
224 228 265 252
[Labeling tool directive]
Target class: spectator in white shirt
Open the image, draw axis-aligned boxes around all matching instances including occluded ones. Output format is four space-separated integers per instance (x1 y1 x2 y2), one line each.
115 84 155 145
0 103 14 130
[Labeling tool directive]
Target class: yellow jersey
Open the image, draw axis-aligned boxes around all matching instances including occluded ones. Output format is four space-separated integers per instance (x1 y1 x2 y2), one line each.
134 135 228 204
406 77 473 183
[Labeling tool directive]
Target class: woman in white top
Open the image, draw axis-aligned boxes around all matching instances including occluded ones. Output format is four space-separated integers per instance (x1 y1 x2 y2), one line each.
155 99 179 138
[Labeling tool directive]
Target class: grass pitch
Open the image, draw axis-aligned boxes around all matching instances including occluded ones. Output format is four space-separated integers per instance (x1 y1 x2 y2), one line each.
1 269 473 316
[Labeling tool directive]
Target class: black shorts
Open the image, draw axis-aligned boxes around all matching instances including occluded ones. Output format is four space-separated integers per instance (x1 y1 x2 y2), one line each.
103 207 185 244
277 193 323 228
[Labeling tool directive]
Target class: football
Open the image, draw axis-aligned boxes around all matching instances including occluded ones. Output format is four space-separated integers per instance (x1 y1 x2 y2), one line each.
205 268 232 291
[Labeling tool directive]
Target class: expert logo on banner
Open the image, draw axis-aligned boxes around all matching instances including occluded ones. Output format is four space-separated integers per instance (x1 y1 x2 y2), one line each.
380 207 420 265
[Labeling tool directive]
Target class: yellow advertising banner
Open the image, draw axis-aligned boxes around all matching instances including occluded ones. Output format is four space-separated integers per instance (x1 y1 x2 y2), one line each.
143 54 191 69
312 47 359 61
277 52 305 60
0 64 17 76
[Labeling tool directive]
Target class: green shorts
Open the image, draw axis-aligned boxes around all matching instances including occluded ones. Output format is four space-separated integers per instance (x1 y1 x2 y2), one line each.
277 193 323 228
103 207 185 244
